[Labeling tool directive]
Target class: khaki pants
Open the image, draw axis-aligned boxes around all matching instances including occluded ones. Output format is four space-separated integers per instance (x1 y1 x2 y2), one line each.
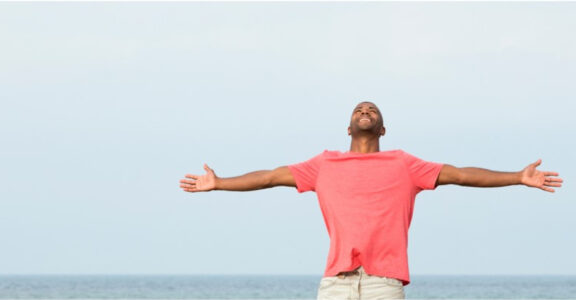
317 267 405 300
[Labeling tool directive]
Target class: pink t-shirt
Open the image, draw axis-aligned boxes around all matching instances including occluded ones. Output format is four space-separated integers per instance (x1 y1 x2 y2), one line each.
288 150 443 285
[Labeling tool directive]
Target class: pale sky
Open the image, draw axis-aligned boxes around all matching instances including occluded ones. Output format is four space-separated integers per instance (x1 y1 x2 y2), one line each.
0 2 574 275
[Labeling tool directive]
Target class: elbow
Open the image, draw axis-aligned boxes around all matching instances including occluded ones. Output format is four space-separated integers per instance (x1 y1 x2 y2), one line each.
261 170 282 189
454 172 467 186
262 170 278 188
266 166 295 188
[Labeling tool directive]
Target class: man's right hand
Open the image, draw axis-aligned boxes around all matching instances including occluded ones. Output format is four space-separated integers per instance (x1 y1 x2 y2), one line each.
180 165 296 193
180 164 217 192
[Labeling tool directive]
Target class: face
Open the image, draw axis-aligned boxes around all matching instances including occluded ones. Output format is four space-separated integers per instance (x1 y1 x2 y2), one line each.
348 102 386 137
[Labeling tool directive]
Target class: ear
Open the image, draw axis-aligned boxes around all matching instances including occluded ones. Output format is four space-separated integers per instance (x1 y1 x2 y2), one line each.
348 126 351 136
380 126 386 136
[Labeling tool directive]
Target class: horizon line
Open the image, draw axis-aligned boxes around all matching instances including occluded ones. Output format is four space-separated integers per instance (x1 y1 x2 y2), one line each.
1 273 575 276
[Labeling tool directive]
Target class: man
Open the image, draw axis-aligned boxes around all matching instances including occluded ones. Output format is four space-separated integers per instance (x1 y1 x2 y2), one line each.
179 102 563 300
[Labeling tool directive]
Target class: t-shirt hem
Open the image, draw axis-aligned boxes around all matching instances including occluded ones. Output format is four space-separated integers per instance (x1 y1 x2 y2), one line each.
323 266 410 286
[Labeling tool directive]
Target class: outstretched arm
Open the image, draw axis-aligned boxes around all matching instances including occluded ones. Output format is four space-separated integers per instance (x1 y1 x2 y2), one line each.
437 159 563 193
180 164 296 193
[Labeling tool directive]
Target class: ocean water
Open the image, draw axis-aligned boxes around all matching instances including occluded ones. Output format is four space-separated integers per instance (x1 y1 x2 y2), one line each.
0 275 575 299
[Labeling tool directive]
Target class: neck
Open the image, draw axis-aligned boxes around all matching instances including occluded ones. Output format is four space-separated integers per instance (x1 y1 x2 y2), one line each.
349 135 380 153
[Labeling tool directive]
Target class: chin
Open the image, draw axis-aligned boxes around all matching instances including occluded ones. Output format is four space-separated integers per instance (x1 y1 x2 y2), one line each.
357 125 376 131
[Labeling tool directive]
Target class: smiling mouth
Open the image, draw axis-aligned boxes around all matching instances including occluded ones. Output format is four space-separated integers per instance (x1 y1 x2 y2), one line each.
359 118 371 122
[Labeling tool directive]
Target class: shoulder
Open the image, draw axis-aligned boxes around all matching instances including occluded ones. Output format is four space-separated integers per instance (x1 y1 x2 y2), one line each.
391 149 421 159
293 150 338 166
378 149 406 158
389 150 422 166
322 150 342 158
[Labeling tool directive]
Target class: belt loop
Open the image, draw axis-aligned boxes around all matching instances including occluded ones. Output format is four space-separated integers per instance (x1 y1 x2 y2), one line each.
353 267 362 299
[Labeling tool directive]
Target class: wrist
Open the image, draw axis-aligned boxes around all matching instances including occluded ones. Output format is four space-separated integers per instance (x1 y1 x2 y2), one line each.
213 177 221 190
516 171 525 185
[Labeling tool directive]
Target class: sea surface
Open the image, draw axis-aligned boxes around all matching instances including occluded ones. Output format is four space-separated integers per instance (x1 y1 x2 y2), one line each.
0 275 575 299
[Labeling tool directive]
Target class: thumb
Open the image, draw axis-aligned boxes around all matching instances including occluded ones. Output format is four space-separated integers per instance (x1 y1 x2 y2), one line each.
532 159 542 168
204 163 214 173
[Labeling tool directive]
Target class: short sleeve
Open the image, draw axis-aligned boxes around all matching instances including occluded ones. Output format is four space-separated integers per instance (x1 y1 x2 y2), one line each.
401 151 444 190
288 153 324 193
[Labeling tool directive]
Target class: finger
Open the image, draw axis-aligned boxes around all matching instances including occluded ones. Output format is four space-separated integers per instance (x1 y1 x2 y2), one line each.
185 174 199 179
544 182 562 187
543 172 559 177
181 185 198 191
544 177 563 185
540 186 555 193
180 179 197 184
180 183 196 188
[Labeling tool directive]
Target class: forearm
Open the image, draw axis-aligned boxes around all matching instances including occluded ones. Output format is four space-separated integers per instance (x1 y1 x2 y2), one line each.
457 167 522 187
214 170 276 191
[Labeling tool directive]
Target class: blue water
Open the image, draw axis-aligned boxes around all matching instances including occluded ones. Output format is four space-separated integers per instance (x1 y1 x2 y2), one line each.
0 275 575 299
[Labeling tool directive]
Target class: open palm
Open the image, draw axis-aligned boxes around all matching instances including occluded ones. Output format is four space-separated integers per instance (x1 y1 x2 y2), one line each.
180 164 217 192
520 159 563 193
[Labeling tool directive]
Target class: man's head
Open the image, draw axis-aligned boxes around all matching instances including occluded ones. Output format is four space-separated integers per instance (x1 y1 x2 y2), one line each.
348 101 386 138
